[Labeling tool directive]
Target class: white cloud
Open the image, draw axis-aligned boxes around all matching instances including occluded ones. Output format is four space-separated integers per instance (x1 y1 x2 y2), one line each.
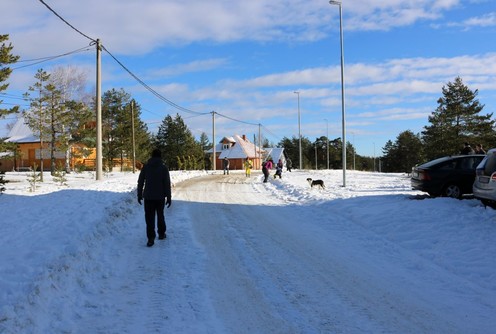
0 0 467 58
149 58 228 78
462 12 496 28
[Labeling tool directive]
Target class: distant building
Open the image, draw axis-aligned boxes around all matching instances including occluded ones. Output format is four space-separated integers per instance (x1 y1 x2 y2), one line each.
0 117 96 172
207 134 265 170
206 134 286 171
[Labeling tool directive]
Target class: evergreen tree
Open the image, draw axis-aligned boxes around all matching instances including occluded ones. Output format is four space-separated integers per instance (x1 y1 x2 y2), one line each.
0 34 19 118
101 90 152 170
24 69 51 180
198 132 211 170
382 130 424 172
101 88 130 170
24 69 78 175
123 99 151 168
278 136 300 168
422 77 494 160
278 135 314 169
154 114 203 170
0 34 19 155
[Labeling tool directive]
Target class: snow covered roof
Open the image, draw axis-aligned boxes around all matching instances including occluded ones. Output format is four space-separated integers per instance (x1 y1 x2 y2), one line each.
5 117 39 143
207 134 264 159
264 147 285 162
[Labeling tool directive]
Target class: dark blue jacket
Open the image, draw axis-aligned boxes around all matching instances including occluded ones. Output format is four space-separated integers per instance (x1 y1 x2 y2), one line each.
137 157 171 200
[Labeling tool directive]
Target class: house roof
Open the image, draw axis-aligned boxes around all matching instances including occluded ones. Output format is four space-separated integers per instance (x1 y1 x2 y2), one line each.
207 134 264 159
5 117 39 143
264 147 285 163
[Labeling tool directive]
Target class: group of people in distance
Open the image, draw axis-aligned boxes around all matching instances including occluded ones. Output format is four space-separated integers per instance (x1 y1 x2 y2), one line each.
223 156 292 183
262 158 286 183
461 142 486 155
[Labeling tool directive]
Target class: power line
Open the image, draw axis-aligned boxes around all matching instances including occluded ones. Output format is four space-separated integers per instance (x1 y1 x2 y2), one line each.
261 124 283 142
216 111 259 127
38 0 95 42
0 92 26 100
102 45 209 117
12 45 92 70
36 0 281 142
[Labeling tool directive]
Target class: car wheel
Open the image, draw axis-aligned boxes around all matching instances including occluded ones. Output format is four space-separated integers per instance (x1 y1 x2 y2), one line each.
443 184 462 198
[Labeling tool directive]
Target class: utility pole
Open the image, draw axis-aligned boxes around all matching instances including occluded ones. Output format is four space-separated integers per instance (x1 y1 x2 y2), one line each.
131 100 136 173
315 142 318 170
95 39 103 180
294 91 302 170
259 123 262 169
212 111 216 171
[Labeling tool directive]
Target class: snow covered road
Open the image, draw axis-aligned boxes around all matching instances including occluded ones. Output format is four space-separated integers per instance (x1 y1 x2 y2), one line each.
173 173 496 333
1 170 495 333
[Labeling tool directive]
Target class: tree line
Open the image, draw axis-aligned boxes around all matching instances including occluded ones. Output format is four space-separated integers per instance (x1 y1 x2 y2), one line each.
2 34 495 175
381 76 494 172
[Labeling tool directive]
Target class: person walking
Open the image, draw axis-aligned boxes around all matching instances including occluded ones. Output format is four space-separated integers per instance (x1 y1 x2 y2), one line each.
274 159 283 179
286 158 292 172
137 148 172 247
262 160 270 183
244 158 253 177
223 157 230 175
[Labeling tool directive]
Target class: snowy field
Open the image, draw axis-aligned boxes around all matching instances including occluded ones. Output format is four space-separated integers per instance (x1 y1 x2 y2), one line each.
0 168 495 333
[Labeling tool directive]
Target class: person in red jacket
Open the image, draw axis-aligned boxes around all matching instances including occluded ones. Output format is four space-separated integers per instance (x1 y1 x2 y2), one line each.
137 149 172 247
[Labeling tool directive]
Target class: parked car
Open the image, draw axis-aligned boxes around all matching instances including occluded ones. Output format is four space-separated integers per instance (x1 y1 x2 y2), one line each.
411 154 485 198
473 149 496 208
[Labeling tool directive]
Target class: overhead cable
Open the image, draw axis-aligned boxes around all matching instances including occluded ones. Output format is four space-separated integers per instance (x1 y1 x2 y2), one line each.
12 45 92 70
38 0 96 42
102 45 208 116
216 111 259 127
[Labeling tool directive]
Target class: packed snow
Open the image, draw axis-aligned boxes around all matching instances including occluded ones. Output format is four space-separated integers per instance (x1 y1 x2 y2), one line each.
1 168 495 333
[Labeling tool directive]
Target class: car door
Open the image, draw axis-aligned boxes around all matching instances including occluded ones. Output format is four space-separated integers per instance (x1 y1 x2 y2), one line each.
458 156 484 192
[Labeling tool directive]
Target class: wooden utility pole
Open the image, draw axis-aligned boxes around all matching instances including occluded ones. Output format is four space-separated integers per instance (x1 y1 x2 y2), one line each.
95 38 103 180
131 100 136 173
212 111 216 171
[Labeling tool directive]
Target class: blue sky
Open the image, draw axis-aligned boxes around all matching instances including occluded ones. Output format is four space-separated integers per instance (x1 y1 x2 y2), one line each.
1 0 495 157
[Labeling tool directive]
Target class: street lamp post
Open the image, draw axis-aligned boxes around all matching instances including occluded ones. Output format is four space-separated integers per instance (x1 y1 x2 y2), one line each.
324 118 329 169
294 91 302 170
329 0 346 187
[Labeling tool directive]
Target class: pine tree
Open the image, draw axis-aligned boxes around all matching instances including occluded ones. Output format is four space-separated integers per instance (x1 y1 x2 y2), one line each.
0 34 20 117
422 77 494 160
155 114 202 170
24 69 51 181
124 99 151 167
382 130 424 172
198 132 211 169
0 34 20 155
102 89 129 169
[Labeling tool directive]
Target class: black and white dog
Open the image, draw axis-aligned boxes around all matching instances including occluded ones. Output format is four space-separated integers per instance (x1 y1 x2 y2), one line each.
307 178 325 189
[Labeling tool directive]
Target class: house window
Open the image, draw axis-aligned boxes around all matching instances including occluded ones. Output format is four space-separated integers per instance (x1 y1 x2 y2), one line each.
222 144 230 150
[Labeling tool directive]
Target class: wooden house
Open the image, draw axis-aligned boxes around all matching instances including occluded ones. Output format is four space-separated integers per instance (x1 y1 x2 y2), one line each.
0 117 96 172
207 134 265 170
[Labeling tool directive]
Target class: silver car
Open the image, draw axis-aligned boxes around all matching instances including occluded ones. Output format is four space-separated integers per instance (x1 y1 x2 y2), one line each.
473 148 496 208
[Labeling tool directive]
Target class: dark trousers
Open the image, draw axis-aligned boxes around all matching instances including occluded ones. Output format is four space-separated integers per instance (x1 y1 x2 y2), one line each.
144 199 166 240
263 169 269 182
